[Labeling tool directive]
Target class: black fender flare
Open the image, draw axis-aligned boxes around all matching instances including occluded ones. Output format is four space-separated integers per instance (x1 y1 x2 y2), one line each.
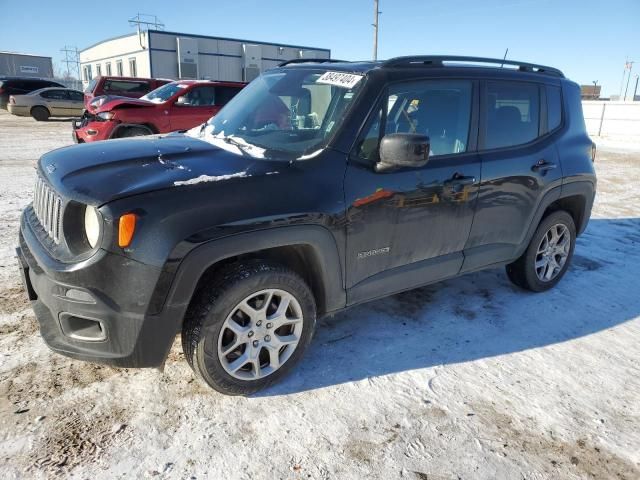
513 179 595 259
155 225 346 332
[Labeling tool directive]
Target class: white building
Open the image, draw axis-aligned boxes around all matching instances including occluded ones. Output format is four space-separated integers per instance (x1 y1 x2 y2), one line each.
79 29 330 85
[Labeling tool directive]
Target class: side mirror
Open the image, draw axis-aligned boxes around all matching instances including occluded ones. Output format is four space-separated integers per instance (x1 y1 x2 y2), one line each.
376 133 430 172
175 96 188 105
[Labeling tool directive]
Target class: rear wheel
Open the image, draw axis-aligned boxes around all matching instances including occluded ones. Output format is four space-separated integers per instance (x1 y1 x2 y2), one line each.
31 106 50 121
182 260 317 395
506 210 576 292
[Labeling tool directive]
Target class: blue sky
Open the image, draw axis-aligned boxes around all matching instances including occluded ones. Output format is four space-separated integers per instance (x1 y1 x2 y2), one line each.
1 0 639 96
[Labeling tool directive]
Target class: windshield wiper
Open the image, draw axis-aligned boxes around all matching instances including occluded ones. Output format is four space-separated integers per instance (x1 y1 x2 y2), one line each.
223 135 253 157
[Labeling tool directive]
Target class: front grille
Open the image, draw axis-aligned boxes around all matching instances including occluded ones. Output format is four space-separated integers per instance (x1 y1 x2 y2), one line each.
33 176 62 244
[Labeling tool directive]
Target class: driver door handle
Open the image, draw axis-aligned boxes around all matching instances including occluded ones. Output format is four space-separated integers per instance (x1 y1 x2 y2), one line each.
444 174 476 192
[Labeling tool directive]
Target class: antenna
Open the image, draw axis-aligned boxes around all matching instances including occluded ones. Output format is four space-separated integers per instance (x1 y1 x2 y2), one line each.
501 48 509 68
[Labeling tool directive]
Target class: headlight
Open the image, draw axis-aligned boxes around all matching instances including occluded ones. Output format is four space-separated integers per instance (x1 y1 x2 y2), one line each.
84 206 101 248
97 111 115 120
90 97 106 108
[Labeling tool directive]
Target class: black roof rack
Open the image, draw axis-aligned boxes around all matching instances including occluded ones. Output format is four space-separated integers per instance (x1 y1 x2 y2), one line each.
278 58 347 67
382 56 564 78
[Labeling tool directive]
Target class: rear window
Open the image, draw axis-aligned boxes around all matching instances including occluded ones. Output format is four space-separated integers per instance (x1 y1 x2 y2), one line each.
103 80 150 94
85 78 98 94
484 81 540 150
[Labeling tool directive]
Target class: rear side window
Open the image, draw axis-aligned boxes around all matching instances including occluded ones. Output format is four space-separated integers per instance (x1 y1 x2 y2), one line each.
103 80 149 94
484 81 540 149
69 91 84 101
215 86 242 105
41 89 69 100
547 85 562 132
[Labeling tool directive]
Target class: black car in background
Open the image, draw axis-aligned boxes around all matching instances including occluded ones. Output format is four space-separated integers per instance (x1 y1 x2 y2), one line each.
0 77 65 109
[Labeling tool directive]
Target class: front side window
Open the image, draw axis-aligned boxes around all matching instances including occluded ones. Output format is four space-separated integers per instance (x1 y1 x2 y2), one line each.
196 69 364 159
358 79 473 162
484 81 540 149
180 86 217 106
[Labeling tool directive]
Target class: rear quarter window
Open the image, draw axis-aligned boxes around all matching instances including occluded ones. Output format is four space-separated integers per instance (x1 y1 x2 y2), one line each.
547 85 562 132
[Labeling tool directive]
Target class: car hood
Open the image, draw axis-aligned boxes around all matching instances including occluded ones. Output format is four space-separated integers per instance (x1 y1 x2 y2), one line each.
94 96 156 112
38 134 283 206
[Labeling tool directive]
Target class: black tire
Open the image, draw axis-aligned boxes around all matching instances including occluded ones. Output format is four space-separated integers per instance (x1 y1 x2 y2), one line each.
506 210 576 292
117 127 150 138
31 106 50 121
182 260 317 395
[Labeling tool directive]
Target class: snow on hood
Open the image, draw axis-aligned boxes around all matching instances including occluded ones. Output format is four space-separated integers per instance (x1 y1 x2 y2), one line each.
185 123 267 159
174 171 249 186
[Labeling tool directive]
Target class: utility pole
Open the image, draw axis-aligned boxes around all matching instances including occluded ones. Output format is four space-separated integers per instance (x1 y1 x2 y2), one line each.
592 80 598 100
372 0 381 61
129 13 165 49
619 58 628 99
60 46 80 80
633 74 639 102
624 61 634 101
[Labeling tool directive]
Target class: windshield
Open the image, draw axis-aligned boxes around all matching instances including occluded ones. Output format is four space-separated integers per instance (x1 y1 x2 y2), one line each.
141 82 187 103
194 69 364 159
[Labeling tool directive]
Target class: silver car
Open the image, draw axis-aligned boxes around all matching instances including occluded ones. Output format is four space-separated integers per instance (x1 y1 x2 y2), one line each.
8 87 84 121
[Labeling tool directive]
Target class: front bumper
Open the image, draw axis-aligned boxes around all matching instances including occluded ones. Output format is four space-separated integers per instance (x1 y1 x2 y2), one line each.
17 211 178 368
72 113 115 143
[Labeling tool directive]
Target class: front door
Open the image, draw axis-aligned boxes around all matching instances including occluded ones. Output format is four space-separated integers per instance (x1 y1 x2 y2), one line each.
345 78 481 305
462 80 564 271
170 85 219 131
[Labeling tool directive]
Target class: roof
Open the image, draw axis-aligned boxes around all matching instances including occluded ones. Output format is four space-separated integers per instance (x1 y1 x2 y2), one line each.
80 30 330 54
0 51 52 59
279 56 565 78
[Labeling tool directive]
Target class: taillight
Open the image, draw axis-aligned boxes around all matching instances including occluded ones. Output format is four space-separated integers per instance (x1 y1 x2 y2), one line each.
591 142 597 162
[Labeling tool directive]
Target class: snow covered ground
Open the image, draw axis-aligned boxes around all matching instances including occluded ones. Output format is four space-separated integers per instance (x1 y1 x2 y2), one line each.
0 110 638 479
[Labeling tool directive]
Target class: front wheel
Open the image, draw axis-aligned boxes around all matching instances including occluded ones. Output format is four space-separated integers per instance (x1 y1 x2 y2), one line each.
31 106 50 121
506 210 576 292
182 261 317 395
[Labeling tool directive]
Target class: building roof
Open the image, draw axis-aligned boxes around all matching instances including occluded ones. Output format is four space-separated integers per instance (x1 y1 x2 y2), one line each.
80 30 330 54
0 51 52 59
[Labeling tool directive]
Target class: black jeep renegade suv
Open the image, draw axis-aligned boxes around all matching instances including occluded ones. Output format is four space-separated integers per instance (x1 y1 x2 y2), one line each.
17 56 596 395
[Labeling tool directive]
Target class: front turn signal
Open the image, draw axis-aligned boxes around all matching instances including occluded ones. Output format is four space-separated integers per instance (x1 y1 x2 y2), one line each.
118 213 137 248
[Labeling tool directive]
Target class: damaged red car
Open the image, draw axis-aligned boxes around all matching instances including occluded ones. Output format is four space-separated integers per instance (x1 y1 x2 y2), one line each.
72 80 246 142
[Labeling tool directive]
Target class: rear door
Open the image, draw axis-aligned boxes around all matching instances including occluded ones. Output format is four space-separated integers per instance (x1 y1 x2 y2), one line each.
462 79 563 271
39 89 71 116
67 90 85 116
169 85 218 131
345 78 481 304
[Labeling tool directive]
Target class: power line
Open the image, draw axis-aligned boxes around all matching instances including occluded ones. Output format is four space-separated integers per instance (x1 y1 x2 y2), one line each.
60 46 80 79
